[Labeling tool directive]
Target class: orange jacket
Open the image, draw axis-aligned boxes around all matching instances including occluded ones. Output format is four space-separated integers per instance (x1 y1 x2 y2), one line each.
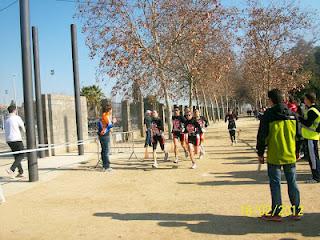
100 112 111 136
102 112 111 126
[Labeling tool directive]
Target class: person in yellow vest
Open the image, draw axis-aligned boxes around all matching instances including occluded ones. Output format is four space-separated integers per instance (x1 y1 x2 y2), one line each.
299 92 320 183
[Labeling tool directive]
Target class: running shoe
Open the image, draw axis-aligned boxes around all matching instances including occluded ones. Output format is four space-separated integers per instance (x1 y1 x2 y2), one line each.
305 179 320 184
173 157 179 164
152 163 158 168
291 214 303 221
191 163 197 169
260 213 282 222
16 173 25 178
6 169 15 179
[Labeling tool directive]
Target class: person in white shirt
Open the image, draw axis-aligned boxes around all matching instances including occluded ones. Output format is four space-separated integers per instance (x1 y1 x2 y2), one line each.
4 105 25 178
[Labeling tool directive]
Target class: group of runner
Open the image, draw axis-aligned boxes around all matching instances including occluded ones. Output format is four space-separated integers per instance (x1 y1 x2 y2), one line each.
144 106 208 169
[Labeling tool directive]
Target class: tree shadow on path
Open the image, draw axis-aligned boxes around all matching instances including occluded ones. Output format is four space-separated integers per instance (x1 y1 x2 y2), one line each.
93 212 320 238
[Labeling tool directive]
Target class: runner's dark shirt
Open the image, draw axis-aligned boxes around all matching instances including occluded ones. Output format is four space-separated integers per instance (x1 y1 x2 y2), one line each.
151 118 164 135
172 115 186 133
184 118 202 136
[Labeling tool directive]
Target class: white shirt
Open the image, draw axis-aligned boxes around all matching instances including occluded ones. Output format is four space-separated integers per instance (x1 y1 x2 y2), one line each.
4 113 25 142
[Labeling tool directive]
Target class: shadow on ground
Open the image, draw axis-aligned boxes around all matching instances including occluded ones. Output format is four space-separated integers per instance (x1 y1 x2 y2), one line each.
93 212 320 238
178 170 314 186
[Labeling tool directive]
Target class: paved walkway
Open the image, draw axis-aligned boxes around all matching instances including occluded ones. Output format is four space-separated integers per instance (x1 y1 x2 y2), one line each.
0 118 319 240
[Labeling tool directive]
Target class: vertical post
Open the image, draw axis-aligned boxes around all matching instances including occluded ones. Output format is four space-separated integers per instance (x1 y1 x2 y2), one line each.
138 95 144 137
220 95 225 119
159 103 166 131
32 26 45 158
121 100 131 132
71 24 84 155
12 75 18 114
19 0 38 182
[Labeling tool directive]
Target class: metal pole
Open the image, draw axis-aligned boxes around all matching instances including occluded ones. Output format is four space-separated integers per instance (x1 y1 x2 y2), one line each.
12 75 18 114
71 24 84 155
32 26 45 158
19 0 38 182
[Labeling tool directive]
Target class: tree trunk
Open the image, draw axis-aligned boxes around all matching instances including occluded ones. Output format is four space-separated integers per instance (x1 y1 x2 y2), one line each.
214 95 221 121
259 95 262 109
210 98 216 122
195 85 200 108
163 89 172 140
220 95 225 119
201 87 210 122
226 95 229 112
189 76 193 108
159 71 172 140
139 93 145 137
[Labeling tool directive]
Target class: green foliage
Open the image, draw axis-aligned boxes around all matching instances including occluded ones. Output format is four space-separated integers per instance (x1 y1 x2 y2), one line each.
293 46 320 100
80 85 105 117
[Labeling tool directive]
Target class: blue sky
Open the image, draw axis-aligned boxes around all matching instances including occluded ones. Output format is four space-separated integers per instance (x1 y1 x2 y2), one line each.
0 0 319 105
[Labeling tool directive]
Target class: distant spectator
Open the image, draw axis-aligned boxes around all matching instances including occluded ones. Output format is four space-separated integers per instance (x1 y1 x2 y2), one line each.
144 110 152 159
98 104 116 172
287 96 298 113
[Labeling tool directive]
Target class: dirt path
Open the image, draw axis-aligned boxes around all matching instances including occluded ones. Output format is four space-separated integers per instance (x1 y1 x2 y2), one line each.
0 118 319 240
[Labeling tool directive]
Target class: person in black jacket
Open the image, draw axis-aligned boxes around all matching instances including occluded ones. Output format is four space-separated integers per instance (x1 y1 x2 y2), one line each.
184 111 202 169
151 110 169 168
225 110 238 146
256 89 302 221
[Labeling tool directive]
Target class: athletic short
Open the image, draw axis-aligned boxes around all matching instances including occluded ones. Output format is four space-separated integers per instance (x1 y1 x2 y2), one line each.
173 131 185 142
152 135 165 151
187 134 200 146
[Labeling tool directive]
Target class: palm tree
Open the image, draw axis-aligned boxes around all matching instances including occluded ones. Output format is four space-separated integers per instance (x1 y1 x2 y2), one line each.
81 85 105 118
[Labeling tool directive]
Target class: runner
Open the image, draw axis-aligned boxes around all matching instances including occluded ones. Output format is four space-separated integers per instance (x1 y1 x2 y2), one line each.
194 109 208 159
5 105 26 178
172 106 188 164
225 109 238 146
184 107 191 119
151 110 169 168
184 110 202 169
144 110 152 159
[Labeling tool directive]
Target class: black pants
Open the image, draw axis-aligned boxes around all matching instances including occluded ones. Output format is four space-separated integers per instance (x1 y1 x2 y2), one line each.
7 141 24 174
304 140 320 182
229 130 236 142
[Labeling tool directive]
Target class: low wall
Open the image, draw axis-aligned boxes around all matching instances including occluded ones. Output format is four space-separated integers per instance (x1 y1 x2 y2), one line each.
42 94 88 156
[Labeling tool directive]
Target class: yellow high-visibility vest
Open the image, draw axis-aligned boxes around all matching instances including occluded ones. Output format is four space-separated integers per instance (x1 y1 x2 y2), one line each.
302 106 320 140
